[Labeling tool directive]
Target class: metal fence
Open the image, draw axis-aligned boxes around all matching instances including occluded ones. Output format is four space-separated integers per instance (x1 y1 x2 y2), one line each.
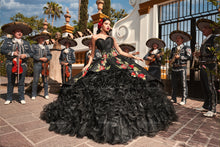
158 0 219 81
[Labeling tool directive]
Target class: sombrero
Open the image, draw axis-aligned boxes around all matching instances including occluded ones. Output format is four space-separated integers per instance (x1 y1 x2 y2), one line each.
1 22 32 35
170 30 192 43
31 32 50 41
58 36 77 47
197 19 219 34
146 38 166 49
119 44 135 52
82 37 92 46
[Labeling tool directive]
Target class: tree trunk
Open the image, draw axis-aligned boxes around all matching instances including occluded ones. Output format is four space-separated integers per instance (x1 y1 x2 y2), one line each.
52 16 54 28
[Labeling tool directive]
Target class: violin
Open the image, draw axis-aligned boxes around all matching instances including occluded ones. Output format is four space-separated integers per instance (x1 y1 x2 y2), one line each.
42 62 49 76
65 65 70 77
12 43 23 75
63 57 71 83
41 47 50 83
12 57 23 74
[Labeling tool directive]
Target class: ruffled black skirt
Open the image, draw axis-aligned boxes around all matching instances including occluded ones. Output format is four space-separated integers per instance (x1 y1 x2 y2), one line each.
41 60 177 144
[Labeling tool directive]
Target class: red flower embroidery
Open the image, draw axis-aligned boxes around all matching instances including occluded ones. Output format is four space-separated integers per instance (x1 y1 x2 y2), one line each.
121 64 127 69
82 71 87 77
129 65 134 69
138 73 145 78
116 60 120 64
131 72 136 76
112 51 117 56
101 60 104 64
103 54 107 58
99 66 105 70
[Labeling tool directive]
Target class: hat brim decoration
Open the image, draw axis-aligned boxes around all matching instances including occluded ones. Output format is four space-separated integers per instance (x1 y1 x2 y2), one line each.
1 22 32 35
58 37 77 47
82 37 92 46
146 38 166 49
31 32 50 41
196 19 219 34
119 44 135 52
169 30 192 43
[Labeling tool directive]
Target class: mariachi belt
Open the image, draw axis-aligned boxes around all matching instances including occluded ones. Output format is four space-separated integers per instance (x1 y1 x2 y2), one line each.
172 64 187 67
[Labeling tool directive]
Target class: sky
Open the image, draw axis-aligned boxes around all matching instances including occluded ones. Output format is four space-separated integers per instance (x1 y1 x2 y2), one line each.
0 0 133 27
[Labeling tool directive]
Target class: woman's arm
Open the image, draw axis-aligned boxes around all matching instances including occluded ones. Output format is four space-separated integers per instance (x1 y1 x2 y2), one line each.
112 37 143 61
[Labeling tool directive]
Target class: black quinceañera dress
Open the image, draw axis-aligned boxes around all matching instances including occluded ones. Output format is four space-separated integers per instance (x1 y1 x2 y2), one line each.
41 37 178 144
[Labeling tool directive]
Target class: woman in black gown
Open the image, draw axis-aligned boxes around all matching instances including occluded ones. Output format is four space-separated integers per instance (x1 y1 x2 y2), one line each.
41 18 178 144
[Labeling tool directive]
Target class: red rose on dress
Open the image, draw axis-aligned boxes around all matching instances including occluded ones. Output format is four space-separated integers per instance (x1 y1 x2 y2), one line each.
116 60 120 64
99 66 105 70
131 72 136 76
138 73 145 78
101 60 104 64
129 65 134 69
121 64 127 69
112 51 117 56
82 71 87 77
103 54 107 59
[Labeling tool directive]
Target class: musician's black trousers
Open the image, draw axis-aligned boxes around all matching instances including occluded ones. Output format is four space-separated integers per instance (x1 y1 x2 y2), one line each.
148 66 161 80
32 62 48 97
200 63 217 113
171 67 188 101
6 62 27 101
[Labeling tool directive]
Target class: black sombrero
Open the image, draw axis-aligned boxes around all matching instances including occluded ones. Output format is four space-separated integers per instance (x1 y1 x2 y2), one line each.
58 35 77 47
119 44 135 52
146 38 166 49
197 19 219 34
31 32 50 41
82 37 92 46
170 30 192 43
1 22 32 35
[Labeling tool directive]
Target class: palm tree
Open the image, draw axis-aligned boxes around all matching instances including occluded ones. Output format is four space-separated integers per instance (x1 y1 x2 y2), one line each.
43 2 63 28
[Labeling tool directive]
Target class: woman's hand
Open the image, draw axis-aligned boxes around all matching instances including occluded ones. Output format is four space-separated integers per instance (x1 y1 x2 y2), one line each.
82 64 90 72
134 56 144 62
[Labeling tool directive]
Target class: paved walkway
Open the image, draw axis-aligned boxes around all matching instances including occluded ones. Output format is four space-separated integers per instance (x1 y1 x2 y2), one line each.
0 77 219 147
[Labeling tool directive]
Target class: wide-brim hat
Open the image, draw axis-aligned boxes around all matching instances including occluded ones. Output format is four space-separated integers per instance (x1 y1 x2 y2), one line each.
196 19 219 34
82 37 92 46
31 32 51 41
58 36 77 47
1 22 32 35
170 30 192 43
146 38 165 49
119 44 135 52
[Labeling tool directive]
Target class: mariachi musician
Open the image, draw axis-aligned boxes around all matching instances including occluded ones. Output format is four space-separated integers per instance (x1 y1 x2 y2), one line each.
59 35 77 84
119 43 139 61
0 22 32 105
169 30 192 105
82 37 102 66
194 19 219 117
143 38 165 80
31 32 52 100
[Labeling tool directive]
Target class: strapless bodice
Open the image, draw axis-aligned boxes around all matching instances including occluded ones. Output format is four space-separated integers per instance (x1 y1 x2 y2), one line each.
95 37 113 53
